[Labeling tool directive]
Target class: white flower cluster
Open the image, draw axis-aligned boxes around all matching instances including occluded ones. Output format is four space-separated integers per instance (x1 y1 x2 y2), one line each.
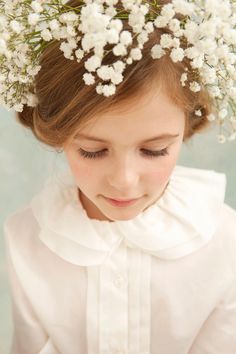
0 0 236 143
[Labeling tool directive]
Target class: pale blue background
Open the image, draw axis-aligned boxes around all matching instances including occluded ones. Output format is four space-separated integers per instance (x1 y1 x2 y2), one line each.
0 107 236 354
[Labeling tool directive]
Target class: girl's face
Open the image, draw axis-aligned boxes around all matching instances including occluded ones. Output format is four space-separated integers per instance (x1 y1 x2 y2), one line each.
63 86 186 221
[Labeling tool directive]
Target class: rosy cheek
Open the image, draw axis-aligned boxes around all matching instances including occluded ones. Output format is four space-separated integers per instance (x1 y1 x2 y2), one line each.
148 161 175 185
71 158 97 180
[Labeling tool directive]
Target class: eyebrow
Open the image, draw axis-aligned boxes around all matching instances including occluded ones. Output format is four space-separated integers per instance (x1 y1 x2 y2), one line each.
74 133 180 144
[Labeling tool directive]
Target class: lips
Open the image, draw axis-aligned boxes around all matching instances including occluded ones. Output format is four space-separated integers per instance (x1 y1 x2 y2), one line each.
105 197 140 202
108 198 138 202
103 196 141 207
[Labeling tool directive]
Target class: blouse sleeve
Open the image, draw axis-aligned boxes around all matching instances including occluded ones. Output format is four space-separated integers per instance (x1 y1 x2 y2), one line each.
189 277 236 354
4 220 59 354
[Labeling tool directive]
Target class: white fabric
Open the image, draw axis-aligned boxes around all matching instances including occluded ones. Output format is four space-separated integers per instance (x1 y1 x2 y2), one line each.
4 164 236 354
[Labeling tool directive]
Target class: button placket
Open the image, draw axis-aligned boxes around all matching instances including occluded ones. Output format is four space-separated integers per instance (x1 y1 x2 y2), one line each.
113 273 128 289
99 244 128 354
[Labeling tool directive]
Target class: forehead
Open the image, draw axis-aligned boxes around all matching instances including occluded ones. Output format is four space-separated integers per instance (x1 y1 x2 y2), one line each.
73 86 185 144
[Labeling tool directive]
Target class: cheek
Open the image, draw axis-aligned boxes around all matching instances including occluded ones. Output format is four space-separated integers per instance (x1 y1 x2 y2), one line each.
67 153 96 181
146 157 177 186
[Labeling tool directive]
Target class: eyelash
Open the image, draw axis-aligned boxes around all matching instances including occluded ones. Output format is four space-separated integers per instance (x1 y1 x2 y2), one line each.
78 148 169 159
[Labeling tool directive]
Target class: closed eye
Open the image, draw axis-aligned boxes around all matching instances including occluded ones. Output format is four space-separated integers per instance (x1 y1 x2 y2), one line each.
78 148 169 159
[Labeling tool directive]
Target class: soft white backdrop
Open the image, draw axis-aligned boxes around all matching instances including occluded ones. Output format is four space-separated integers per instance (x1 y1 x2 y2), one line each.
0 107 235 354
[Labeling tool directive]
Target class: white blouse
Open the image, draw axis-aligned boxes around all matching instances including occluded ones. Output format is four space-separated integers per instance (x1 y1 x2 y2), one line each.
4 165 236 354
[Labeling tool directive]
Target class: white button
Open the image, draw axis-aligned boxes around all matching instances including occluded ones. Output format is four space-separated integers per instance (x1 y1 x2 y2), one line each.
113 274 127 288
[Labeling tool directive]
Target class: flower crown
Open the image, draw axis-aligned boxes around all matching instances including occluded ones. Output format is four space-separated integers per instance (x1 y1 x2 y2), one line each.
0 0 236 143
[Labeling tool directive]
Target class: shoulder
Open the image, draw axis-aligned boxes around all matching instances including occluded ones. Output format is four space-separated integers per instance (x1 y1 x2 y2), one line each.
218 202 236 240
4 203 36 234
4 203 41 259
213 202 236 271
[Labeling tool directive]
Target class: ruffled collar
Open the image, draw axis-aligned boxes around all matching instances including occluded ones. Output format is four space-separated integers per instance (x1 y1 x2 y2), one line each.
30 165 226 266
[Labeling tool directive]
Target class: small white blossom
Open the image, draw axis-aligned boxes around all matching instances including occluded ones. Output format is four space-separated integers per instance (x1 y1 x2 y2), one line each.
49 19 60 31
190 82 201 92
219 108 228 120
95 83 103 95
126 57 133 65
195 110 202 117
113 43 127 56
110 71 123 85
99 83 116 97
207 113 216 122
120 31 133 46
151 44 166 59
144 21 154 34
41 29 53 42
10 20 23 34
0 39 7 55
172 0 195 16
169 18 181 33
113 60 126 73
203 67 217 85
180 72 188 87
28 13 40 26
229 87 236 100
170 47 185 62
97 65 113 81
130 48 142 61
160 34 174 49
228 132 236 141
84 55 102 72
171 38 180 49
83 73 95 85
191 56 204 69
75 49 84 62
137 31 149 45
31 1 44 13
13 103 24 112
110 19 123 33
27 92 38 107
208 86 221 98
154 16 169 28
217 134 226 144
161 4 175 21
106 29 119 44
206 54 219 66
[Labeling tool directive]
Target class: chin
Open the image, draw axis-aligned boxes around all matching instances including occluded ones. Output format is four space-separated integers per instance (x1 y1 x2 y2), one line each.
103 209 141 222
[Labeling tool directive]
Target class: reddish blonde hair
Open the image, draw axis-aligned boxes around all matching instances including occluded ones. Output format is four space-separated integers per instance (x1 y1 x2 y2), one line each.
17 0 213 149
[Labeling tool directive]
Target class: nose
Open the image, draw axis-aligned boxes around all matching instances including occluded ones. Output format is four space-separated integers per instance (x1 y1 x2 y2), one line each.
107 155 140 192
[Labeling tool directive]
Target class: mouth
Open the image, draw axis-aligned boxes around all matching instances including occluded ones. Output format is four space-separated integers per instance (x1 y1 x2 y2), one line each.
103 196 141 207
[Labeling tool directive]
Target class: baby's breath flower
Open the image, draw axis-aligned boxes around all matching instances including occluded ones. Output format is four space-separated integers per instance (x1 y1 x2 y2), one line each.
180 72 188 87
41 29 53 42
120 31 132 46
83 73 95 85
228 132 236 141
207 113 216 122
190 82 201 92
170 47 185 62
84 55 102 72
160 34 174 49
217 134 227 144
31 1 44 14
219 108 228 120
0 0 235 144
130 48 142 61
195 110 202 117
151 44 166 59
28 13 40 26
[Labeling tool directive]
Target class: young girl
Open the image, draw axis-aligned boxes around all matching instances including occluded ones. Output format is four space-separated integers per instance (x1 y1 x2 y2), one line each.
2 0 236 353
